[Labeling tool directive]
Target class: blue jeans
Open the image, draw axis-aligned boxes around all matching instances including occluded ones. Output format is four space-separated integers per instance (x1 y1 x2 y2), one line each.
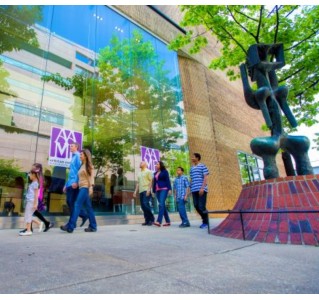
66 186 88 221
156 190 170 224
68 188 97 231
192 191 208 225
140 191 154 224
177 198 190 225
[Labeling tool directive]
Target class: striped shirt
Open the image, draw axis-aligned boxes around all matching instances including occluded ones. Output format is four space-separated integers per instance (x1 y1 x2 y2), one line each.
190 163 209 192
173 175 190 199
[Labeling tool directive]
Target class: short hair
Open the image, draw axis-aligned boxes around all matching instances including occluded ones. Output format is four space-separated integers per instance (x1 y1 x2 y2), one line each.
70 142 80 149
193 153 201 161
177 166 184 172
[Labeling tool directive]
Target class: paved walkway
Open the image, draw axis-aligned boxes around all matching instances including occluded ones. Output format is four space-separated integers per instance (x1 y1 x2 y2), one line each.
0 218 318 294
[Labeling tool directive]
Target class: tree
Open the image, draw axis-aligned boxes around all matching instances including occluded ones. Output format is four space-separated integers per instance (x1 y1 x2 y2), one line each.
0 159 24 187
163 149 190 178
0 5 42 133
169 5 319 131
0 5 42 54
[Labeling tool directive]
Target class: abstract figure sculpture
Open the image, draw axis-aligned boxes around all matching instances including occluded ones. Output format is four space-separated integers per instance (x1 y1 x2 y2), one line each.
240 43 313 179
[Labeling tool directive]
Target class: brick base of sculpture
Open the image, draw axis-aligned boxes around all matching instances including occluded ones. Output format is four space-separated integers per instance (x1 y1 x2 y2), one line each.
210 175 319 246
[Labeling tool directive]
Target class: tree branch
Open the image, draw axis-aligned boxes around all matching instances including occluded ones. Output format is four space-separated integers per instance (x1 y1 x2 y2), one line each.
285 29 319 51
205 10 248 56
273 5 280 44
256 5 264 43
233 8 258 22
278 66 305 82
190 30 209 41
285 6 298 18
293 78 319 98
226 6 258 42
308 77 319 90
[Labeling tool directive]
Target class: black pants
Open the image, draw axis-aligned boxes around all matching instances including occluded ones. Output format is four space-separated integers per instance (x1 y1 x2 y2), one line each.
192 191 208 225
32 210 50 229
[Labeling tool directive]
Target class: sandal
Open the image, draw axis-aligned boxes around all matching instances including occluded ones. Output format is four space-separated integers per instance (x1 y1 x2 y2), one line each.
163 223 171 227
153 222 161 227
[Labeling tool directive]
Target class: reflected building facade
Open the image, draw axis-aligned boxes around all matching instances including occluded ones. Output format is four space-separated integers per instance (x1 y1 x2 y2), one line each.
0 5 189 217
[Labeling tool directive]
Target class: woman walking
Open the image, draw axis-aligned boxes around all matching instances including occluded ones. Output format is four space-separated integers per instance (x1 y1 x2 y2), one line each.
19 169 40 236
152 161 172 227
31 163 54 232
60 149 97 233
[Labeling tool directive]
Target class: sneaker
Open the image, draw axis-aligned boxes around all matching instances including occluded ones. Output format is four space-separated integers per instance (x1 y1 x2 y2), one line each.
60 225 73 233
153 222 161 227
199 223 208 229
39 222 44 232
179 224 190 228
43 222 54 232
20 228 33 233
163 223 171 227
19 231 32 236
84 227 97 232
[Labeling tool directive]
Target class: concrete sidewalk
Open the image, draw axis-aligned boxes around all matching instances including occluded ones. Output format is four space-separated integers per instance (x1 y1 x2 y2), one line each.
0 218 318 294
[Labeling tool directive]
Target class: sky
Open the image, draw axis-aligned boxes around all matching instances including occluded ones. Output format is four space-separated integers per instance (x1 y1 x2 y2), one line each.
291 123 319 166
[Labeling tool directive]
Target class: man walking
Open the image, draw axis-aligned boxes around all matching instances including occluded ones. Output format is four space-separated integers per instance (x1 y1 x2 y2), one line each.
63 142 88 227
133 161 154 226
190 153 209 229
174 166 191 228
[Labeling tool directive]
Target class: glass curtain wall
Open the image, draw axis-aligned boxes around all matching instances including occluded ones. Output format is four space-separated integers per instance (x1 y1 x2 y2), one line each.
0 5 189 217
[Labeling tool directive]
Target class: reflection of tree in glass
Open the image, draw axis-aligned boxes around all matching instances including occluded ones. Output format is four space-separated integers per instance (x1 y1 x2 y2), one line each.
42 30 183 177
98 30 182 151
0 6 41 53
164 149 190 179
0 62 15 128
0 5 42 132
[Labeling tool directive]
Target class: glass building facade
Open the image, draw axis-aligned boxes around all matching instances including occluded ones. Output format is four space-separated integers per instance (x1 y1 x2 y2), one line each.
0 5 190 217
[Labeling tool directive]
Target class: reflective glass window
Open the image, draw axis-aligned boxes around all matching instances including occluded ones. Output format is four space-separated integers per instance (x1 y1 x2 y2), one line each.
0 5 189 217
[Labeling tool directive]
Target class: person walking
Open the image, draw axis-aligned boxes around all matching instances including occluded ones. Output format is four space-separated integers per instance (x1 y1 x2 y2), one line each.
174 167 191 228
19 169 40 236
60 149 97 233
189 153 209 229
133 161 154 226
63 142 88 227
152 161 172 227
31 163 54 232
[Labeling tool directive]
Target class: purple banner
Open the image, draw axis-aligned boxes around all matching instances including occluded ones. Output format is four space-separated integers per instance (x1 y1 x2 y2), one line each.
48 127 82 167
141 146 160 172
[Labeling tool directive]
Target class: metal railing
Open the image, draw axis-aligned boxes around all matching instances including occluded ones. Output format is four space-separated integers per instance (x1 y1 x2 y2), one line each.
204 209 319 240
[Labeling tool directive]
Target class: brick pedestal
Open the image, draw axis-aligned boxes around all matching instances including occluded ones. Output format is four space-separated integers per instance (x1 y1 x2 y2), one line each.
210 175 319 245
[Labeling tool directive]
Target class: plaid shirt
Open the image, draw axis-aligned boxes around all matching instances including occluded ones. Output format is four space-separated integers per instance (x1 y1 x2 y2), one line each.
173 175 190 199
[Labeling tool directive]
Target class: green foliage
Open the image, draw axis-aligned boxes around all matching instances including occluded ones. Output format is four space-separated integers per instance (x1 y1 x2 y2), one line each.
0 5 41 134
0 5 42 54
162 149 190 178
0 159 24 187
312 133 319 151
170 5 319 130
42 30 183 177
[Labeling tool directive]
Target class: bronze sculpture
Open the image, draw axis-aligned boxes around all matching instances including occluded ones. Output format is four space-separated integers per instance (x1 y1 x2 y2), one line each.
240 43 313 179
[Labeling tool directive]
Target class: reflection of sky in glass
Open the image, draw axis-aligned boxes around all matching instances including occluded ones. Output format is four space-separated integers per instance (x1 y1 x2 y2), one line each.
38 5 179 79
